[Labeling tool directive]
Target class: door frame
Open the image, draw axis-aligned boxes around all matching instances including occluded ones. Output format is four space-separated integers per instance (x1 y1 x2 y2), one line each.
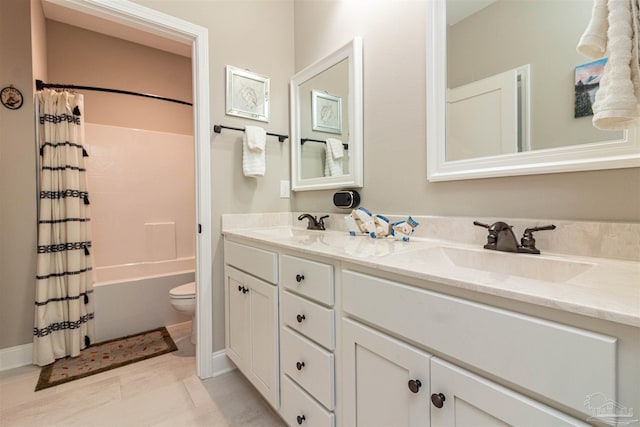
43 0 213 378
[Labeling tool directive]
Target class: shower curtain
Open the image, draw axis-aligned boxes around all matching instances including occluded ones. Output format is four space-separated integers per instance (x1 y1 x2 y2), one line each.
33 89 95 366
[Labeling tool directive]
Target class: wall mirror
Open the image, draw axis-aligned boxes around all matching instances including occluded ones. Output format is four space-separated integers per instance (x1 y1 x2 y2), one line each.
427 0 640 181
291 37 363 191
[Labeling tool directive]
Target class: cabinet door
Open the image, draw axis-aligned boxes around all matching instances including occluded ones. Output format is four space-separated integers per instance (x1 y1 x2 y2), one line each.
430 358 590 427
248 274 279 408
342 319 431 427
225 266 279 408
226 268 250 368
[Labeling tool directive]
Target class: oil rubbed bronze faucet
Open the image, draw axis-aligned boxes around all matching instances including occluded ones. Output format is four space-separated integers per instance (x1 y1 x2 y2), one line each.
298 214 329 231
473 221 556 254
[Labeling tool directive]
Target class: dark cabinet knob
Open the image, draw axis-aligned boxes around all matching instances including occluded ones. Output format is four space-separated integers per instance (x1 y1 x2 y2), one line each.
296 415 306 425
242 286 249 294
295 274 305 283
237 285 242 292
296 361 305 371
296 314 306 323
431 393 446 408
407 379 422 394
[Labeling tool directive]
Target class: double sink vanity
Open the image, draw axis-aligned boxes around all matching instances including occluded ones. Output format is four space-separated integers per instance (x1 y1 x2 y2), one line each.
223 213 640 427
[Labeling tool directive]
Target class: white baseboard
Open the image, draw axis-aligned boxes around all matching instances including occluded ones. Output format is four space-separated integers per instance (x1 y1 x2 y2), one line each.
211 350 235 377
0 343 33 371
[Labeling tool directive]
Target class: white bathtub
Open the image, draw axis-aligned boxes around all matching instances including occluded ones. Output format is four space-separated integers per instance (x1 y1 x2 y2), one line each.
92 258 195 342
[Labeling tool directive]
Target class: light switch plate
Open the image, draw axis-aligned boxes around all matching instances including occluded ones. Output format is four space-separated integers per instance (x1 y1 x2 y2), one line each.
280 180 290 198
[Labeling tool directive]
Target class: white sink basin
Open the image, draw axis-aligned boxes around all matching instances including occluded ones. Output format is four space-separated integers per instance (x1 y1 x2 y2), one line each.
405 246 595 282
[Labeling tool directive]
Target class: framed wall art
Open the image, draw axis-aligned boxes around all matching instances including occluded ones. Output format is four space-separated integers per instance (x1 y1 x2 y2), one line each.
226 65 270 122
312 90 342 134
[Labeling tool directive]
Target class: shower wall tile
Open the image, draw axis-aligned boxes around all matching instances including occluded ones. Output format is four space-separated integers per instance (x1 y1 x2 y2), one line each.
85 123 195 269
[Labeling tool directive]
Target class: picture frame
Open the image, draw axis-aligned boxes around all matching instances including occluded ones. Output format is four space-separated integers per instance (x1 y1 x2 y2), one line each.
226 65 270 122
312 90 342 134
574 58 607 118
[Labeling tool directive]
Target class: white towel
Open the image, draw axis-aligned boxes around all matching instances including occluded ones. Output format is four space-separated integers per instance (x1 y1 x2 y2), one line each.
324 138 344 176
577 0 609 58
577 0 640 129
327 137 344 159
242 125 266 177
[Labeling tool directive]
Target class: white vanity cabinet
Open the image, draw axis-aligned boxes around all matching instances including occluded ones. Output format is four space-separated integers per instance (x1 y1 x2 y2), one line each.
341 269 614 426
279 254 337 427
224 240 279 408
342 319 431 427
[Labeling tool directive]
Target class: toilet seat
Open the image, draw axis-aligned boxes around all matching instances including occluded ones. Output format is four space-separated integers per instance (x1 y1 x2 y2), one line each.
170 282 195 299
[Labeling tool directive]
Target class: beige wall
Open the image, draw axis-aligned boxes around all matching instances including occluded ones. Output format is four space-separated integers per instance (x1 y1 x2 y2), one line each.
291 0 640 223
132 0 295 352
0 0 39 350
46 20 193 135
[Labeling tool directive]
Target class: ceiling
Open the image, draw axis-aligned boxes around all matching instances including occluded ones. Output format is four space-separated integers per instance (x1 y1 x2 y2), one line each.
40 0 192 58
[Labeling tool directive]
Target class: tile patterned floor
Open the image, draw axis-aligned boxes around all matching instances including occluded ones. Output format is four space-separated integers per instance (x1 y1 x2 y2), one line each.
0 323 285 427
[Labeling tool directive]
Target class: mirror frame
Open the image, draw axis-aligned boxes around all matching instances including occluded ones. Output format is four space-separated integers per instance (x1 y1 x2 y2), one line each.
427 0 640 182
291 37 363 191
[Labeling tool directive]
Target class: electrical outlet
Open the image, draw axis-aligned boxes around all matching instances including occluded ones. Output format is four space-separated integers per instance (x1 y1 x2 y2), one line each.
280 180 290 198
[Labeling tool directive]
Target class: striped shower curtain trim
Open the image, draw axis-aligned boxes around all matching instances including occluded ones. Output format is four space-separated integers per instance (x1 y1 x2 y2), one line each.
34 89 95 366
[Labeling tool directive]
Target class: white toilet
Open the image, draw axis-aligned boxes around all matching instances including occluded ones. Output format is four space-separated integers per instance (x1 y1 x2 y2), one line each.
169 282 196 344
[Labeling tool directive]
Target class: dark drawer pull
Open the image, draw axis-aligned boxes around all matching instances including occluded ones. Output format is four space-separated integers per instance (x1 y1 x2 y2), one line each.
296 274 305 283
431 393 446 408
296 361 305 371
296 415 306 425
296 314 306 323
242 286 249 294
408 379 422 394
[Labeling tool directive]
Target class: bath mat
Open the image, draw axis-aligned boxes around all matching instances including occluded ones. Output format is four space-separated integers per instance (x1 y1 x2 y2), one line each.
35 326 177 391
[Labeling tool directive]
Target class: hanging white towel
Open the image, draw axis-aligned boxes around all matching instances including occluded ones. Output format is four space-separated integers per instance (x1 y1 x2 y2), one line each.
242 125 266 177
324 138 344 176
577 0 640 129
577 0 609 58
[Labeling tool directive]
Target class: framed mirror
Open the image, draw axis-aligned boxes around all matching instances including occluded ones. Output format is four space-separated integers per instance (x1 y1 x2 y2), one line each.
291 37 363 191
427 0 640 182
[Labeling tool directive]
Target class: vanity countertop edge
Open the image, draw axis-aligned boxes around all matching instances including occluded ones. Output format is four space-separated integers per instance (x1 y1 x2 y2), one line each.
222 226 640 328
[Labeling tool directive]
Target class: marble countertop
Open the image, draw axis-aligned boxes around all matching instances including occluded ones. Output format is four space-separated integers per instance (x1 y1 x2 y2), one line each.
222 225 640 328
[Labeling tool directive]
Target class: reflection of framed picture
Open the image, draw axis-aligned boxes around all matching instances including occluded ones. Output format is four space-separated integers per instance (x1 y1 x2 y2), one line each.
226 65 270 122
574 58 607 118
312 90 342 134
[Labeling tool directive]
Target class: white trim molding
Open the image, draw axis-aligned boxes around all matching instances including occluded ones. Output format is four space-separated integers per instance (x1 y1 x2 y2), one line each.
212 350 236 377
0 344 33 371
43 0 213 378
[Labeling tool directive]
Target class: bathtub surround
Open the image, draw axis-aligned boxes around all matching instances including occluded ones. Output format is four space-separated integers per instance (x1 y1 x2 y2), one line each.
93 267 194 343
35 326 177 391
34 89 95 367
84 123 195 270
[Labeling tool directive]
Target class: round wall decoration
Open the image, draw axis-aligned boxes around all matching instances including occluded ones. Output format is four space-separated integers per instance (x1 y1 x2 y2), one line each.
1 86 24 110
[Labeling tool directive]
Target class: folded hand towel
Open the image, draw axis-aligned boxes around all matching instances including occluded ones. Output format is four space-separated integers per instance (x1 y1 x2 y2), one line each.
591 0 640 129
327 138 344 159
324 138 344 177
243 126 266 177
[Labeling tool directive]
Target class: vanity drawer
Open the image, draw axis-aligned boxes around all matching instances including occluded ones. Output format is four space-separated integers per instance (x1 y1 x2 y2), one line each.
281 255 334 306
282 291 335 350
281 327 335 410
342 270 617 416
224 240 278 284
281 375 335 427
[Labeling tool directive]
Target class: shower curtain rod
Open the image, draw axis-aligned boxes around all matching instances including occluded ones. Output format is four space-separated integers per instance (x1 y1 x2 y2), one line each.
35 79 192 106
213 124 289 142
301 137 348 150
